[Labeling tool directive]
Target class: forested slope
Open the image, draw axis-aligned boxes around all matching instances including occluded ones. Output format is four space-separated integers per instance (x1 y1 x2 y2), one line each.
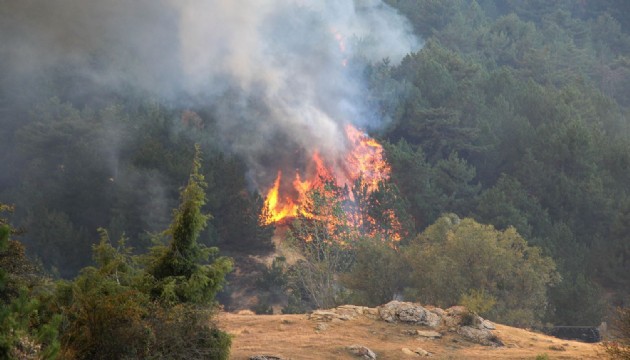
1 0 629 335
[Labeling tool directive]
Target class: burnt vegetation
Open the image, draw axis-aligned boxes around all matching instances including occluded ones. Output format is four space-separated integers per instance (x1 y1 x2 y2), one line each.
2 1 630 359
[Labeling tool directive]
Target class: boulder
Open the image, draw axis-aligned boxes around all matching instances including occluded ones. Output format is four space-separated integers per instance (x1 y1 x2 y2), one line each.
481 319 496 330
309 310 351 322
378 301 441 328
348 345 377 359
401 348 416 356
457 326 504 347
416 330 442 339
401 347 430 357
335 305 370 318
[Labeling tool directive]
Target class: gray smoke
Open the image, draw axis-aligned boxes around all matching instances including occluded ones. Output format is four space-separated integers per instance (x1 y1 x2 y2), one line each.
1 0 420 189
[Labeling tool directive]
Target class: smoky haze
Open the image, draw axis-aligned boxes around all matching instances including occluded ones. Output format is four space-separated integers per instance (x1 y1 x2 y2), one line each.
1 0 420 191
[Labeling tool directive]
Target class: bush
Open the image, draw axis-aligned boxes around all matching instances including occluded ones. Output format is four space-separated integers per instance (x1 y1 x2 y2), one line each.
146 304 231 360
404 215 560 327
459 289 496 316
603 307 630 359
341 236 407 307
53 148 233 359
0 205 61 360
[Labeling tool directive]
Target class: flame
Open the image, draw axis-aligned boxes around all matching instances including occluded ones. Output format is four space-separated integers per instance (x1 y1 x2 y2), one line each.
262 171 297 224
344 124 391 193
261 124 397 241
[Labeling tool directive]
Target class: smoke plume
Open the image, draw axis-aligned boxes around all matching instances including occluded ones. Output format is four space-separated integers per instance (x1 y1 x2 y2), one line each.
1 0 420 189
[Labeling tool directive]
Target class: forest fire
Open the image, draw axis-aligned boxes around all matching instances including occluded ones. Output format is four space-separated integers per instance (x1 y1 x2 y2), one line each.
261 124 391 226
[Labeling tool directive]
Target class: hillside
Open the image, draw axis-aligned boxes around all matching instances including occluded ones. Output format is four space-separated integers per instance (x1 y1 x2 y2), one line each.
219 304 601 360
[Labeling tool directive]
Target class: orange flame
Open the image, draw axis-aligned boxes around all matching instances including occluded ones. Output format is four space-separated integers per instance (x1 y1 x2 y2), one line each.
344 124 391 193
260 124 395 236
262 171 297 224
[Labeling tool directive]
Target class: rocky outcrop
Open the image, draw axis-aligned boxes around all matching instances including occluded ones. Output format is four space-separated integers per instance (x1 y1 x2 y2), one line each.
307 301 503 347
309 305 379 322
415 330 443 339
308 310 351 322
458 326 504 347
378 301 441 327
401 347 430 357
347 344 377 359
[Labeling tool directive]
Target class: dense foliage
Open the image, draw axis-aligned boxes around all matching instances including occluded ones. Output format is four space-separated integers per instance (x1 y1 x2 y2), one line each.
0 150 232 359
404 214 559 326
1 0 630 330
603 306 630 359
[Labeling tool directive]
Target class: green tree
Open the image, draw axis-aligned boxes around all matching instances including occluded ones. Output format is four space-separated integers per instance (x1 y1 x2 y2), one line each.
342 235 408 306
603 306 630 360
0 204 60 359
475 174 551 241
404 215 560 326
146 145 233 305
54 148 233 359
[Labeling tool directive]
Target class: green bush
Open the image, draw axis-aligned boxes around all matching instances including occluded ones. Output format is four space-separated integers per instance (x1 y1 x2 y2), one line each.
52 147 233 359
459 289 496 316
404 215 560 327
603 307 630 359
145 304 231 360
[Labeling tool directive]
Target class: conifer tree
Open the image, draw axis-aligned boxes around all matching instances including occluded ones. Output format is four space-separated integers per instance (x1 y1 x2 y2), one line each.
147 144 233 305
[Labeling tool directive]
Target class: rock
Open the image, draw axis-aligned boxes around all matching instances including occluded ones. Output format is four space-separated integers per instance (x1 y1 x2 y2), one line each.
348 345 377 359
429 307 446 318
442 306 467 328
249 355 284 360
309 310 351 322
458 326 504 347
315 322 329 331
413 348 430 356
401 347 430 357
442 306 487 328
416 330 442 339
401 348 416 356
378 301 441 328
445 306 467 316
335 305 369 318
481 319 496 330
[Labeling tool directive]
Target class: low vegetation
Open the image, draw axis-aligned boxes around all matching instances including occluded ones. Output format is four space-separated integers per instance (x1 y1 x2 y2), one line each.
0 148 232 359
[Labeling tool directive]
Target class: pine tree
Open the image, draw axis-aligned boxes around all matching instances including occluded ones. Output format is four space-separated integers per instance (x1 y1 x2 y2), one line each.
147 144 233 305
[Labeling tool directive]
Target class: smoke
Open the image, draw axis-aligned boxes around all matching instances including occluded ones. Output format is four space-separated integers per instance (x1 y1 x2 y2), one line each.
1 0 420 189
173 0 421 188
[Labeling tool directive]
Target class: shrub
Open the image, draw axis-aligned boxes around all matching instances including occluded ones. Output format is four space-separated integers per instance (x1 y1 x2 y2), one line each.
603 307 630 359
459 289 496 316
145 304 231 360
404 215 560 327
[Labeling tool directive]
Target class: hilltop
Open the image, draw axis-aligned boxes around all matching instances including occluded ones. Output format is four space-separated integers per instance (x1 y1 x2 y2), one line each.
219 303 601 360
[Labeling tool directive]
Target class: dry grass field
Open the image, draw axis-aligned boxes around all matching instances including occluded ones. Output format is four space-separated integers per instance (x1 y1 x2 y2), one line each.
218 311 603 360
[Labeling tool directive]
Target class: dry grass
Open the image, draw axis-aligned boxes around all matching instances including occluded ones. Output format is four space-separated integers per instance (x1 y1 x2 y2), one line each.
218 312 602 360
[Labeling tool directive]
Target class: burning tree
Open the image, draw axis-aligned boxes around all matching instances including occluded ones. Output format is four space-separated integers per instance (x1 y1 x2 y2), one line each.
287 183 357 309
260 124 410 242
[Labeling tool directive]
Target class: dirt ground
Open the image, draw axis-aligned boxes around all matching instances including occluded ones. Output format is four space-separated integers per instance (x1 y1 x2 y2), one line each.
218 312 603 360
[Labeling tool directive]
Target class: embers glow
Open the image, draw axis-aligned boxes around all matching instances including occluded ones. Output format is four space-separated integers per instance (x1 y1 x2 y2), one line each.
261 124 391 226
